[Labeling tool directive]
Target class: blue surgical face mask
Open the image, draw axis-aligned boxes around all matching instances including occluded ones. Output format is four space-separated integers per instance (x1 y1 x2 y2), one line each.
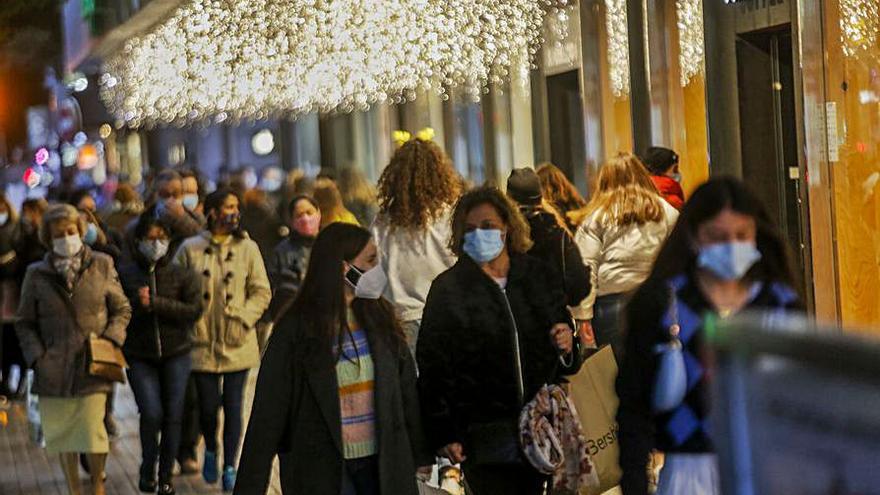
138 239 170 263
0 213 8 226
671 172 682 183
182 194 199 212
463 228 505 264
84 223 99 246
697 241 762 281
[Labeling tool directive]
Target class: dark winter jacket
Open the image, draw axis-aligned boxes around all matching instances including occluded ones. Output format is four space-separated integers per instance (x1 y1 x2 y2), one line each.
235 313 431 495
15 248 131 397
14 220 45 286
416 254 582 452
118 249 203 361
617 273 801 495
521 206 591 307
0 217 20 280
265 233 314 323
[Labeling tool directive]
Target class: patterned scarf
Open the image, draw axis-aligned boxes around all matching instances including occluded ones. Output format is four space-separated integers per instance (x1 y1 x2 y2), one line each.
52 252 84 291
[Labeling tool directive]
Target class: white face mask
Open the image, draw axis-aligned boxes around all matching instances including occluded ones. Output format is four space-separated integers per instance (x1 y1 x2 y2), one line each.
345 264 388 300
53 234 83 258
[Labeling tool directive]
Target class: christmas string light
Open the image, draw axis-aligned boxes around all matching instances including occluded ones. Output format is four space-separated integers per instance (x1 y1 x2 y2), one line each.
604 0 630 99
101 0 555 127
840 0 879 59
676 0 704 87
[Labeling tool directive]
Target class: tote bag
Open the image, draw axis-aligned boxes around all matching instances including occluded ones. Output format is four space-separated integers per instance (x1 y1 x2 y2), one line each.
568 346 622 494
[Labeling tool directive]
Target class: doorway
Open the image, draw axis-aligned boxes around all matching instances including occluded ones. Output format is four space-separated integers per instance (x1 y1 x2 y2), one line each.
736 25 811 299
546 70 587 192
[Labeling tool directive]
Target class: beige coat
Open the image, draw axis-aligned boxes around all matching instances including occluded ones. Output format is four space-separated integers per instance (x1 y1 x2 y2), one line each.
15 249 131 397
175 232 271 373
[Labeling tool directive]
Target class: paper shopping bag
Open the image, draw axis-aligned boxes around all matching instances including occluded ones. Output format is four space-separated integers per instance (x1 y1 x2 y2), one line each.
568 346 622 494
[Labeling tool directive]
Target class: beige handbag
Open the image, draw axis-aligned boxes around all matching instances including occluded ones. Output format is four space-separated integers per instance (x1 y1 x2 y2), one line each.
87 334 128 383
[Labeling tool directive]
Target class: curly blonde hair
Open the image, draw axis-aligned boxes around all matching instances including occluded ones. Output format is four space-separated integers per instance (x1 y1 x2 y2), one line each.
377 139 461 230
448 186 533 257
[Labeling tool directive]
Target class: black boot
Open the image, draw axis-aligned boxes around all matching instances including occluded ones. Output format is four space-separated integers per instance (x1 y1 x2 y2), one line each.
158 482 175 495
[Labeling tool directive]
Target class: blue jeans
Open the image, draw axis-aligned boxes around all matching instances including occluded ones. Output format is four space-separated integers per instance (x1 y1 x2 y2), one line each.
127 354 192 482
341 456 380 495
193 370 248 469
593 293 627 363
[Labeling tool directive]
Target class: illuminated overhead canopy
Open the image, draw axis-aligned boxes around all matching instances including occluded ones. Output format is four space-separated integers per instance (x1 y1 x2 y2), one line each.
101 0 563 127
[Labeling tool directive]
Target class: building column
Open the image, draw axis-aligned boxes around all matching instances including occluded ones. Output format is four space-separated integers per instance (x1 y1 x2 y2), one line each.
703 0 742 177
627 0 652 155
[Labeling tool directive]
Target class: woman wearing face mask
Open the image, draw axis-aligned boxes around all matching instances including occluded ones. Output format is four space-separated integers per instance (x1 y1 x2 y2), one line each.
236 223 432 495
571 153 679 362
174 188 271 492
617 178 801 495
118 208 203 495
417 187 581 495
15 204 131 495
265 195 321 323
641 147 685 210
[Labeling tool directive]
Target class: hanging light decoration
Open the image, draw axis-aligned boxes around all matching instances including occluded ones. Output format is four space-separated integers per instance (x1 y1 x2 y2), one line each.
101 0 557 127
604 0 630 99
676 0 704 88
840 0 880 59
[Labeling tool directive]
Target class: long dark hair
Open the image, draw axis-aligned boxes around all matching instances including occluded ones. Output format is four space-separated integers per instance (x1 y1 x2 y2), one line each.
649 177 797 288
290 222 405 359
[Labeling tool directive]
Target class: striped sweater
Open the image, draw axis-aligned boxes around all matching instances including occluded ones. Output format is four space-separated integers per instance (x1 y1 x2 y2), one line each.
336 328 377 459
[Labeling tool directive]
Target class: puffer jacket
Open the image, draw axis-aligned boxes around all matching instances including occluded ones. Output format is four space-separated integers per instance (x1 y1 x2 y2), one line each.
416 254 582 452
174 231 271 373
118 248 203 361
15 248 132 397
573 200 678 319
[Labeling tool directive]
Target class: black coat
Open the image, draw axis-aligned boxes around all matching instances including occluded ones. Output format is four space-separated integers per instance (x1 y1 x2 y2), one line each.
235 313 432 495
416 254 582 452
117 250 203 361
264 233 313 324
521 207 591 307
617 274 801 495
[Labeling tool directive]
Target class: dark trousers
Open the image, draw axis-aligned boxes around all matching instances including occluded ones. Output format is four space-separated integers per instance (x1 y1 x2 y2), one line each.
177 376 200 462
341 456 380 495
193 370 248 469
463 463 547 495
1 322 24 394
128 354 193 482
593 293 627 363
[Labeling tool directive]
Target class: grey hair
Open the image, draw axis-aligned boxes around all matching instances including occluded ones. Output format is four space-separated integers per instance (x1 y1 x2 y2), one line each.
40 204 86 248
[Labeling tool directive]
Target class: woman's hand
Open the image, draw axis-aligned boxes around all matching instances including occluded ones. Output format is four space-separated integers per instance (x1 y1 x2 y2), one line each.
138 287 151 308
439 442 466 463
551 323 574 355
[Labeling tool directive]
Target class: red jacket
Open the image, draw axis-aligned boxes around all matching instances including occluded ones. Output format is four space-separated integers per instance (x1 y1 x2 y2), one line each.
651 176 685 210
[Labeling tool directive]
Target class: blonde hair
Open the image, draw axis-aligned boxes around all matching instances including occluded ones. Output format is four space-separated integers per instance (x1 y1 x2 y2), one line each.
570 153 664 227
536 163 587 215
40 204 86 248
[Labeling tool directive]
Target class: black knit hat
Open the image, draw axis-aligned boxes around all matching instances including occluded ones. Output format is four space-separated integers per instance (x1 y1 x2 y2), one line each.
506 168 543 206
641 147 680 175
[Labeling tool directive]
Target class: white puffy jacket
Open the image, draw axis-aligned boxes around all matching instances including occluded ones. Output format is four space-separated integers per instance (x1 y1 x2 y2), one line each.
573 200 678 319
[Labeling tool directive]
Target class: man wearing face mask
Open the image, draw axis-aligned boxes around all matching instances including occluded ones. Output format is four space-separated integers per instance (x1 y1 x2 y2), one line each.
174 188 271 492
117 208 203 495
131 170 205 261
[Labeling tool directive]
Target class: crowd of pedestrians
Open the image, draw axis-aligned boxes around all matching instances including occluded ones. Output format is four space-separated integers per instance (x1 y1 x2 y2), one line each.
0 138 802 495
